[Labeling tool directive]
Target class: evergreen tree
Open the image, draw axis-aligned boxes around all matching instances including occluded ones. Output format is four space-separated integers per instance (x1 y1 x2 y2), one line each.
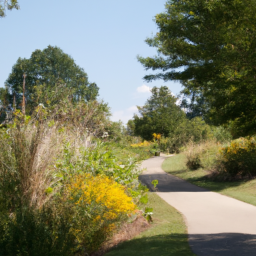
133 86 186 140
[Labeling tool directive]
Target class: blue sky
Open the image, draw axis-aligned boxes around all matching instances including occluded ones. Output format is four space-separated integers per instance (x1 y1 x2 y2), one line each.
1 0 182 123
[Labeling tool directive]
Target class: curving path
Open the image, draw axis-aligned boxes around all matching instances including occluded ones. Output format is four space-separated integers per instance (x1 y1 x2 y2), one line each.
139 155 256 256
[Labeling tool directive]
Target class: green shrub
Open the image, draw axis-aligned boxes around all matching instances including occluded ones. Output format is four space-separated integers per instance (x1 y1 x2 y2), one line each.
212 126 232 143
0 208 75 256
186 155 202 170
215 137 256 178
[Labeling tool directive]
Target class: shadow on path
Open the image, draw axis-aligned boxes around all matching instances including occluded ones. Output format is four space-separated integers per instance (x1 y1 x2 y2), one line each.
106 233 195 256
189 233 256 256
107 232 256 256
139 173 208 192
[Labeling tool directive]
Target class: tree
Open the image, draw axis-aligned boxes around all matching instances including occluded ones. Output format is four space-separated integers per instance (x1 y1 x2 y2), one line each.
0 87 10 122
138 0 256 136
127 119 135 136
0 0 19 17
133 86 187 140
5 46 99 113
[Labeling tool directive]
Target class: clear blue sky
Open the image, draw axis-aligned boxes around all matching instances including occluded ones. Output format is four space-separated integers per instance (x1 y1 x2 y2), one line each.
1 0 182 123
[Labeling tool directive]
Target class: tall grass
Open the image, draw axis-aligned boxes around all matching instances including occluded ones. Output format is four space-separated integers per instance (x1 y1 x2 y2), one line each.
184 139 220 170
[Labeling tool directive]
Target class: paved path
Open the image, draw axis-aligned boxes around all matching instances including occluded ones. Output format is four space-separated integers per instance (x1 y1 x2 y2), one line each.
139 156 256 256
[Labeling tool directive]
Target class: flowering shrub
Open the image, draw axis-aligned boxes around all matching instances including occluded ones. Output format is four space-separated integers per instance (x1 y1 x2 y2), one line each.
152 133 161 140
63 174 136 253
217 137 256 177
131 140 151 148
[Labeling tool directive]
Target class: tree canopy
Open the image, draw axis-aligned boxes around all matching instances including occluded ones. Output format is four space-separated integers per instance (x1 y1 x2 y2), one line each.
0 0 19 17
4 46 99 113
138 0 256 136
133 86 187 140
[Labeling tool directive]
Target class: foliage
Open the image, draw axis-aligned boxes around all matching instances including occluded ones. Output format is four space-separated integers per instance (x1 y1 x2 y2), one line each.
138 0 256 136
130 140 151 148
169 117 214 151
105 121 127 142
5 46 99 114
152 133 161 141
143 207 153 223
158 137 173 153
131 86 216 152
184 140 220 171
212 126 233 143
186 155 202 171
215 137 256 178
150 142 161 154
56 141 142 187
127 119 135 136
0 207 75 256
133 86 187 141
62 174 136 254
155 117 214 153
105 141 151 163
151 180 158 189
0 0 19 17
0 87 10 123
0 101 146 255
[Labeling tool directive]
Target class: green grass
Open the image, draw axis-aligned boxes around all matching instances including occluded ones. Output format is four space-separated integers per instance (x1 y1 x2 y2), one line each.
106 143 152 164
105 193 195 256
162 154 256 206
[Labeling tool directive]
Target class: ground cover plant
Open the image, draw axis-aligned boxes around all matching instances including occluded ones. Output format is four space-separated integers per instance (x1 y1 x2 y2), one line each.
105 193 196 256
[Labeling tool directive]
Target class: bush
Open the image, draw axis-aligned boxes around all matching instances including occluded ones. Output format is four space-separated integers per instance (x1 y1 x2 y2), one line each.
186 155 202 170
0 208 75 256
184 140 220 170
63 174 136 254
215 137 256 178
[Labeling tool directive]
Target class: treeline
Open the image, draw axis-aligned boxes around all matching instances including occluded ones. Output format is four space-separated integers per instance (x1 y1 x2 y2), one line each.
127 86 232 153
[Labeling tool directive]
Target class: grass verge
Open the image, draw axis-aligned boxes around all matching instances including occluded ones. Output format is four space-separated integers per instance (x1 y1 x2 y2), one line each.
162 154 256 206
105 192 195 256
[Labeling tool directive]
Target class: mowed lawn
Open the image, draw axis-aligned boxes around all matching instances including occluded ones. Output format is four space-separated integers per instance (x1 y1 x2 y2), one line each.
106 192 195 256
162 154 256 206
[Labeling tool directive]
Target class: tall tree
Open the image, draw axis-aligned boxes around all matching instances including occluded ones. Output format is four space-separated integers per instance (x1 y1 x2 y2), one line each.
133 86 186 140
0 0 19 17
138 0 256 136
5 46 99 113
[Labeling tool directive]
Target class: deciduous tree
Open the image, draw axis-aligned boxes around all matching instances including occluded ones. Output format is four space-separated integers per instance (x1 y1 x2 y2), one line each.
0 0 19 17
138 0 256 136
5 46 99 113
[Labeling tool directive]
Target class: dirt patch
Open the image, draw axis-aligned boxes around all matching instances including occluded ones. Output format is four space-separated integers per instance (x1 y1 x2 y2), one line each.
92 213 150 256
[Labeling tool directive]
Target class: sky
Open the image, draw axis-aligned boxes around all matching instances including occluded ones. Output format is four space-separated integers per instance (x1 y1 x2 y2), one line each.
0 0 182 124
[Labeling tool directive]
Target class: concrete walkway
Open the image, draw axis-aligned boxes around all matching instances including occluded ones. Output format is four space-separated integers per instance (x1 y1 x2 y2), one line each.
139 156 256 256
